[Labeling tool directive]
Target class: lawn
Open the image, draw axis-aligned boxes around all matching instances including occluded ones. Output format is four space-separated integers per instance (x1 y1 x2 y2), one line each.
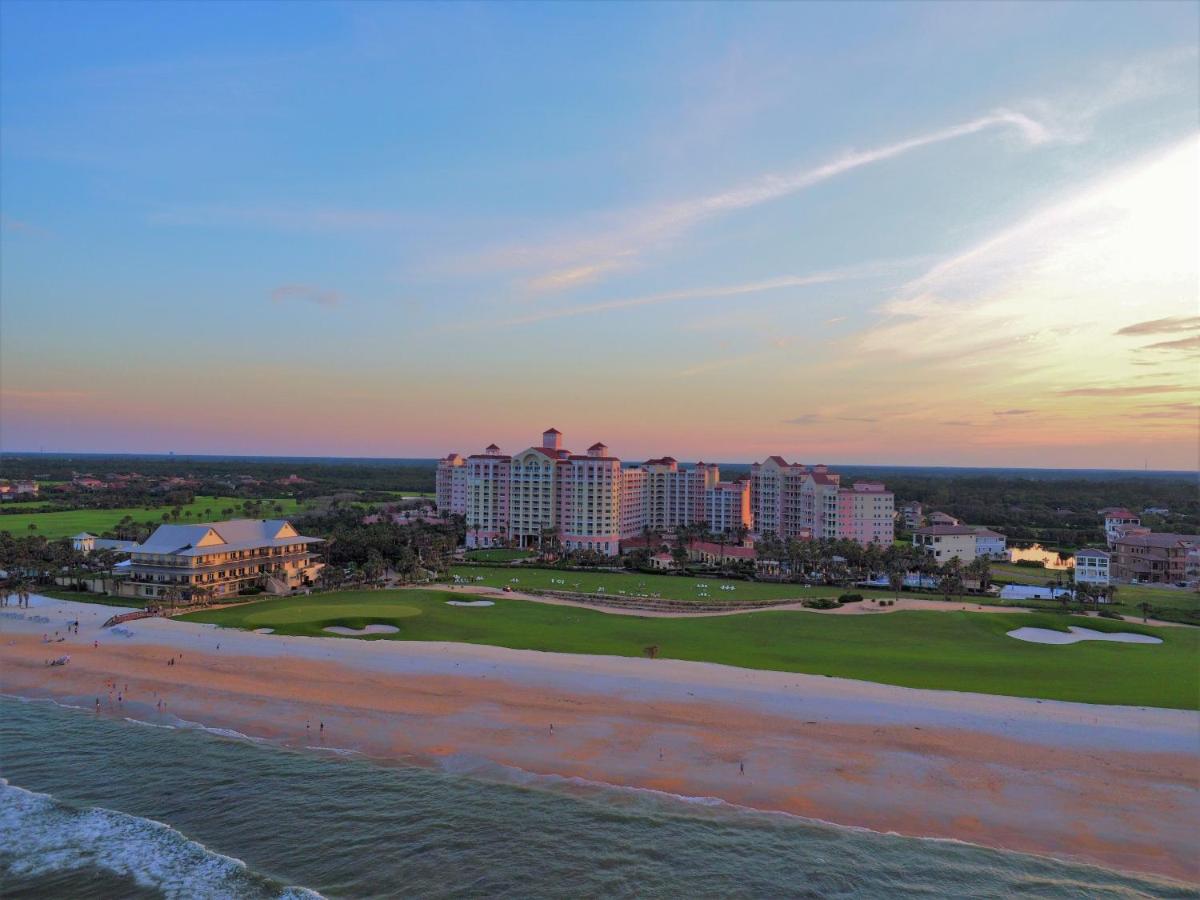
38 589 145 609
181 590 1200 709
0 495 310 539
446 565 853 602
463 548 536 562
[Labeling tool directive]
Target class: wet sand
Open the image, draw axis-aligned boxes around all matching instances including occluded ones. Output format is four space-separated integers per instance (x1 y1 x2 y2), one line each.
2 596 1197 884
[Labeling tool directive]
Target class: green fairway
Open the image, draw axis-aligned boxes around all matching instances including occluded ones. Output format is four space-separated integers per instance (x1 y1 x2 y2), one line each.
447 565 850 602
0 495 310 539
463 549 535 562
181 590 1200 709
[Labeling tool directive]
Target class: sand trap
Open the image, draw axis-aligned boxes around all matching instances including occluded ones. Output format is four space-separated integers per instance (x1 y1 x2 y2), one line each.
253 628 275 634
446 600 495 607
323 624 400 636
1007 626 1162 645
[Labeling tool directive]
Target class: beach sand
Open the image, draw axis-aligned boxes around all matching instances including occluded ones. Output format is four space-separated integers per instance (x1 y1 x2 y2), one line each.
2 595 1197 884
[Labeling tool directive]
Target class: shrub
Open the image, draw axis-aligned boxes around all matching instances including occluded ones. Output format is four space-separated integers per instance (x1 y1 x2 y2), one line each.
1097 609 1124 620
837 593 863 603
1014 559 1047 568
802 598 841 610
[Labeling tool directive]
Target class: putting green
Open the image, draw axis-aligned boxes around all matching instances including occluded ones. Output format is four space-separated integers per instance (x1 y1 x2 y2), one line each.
240 602 422 628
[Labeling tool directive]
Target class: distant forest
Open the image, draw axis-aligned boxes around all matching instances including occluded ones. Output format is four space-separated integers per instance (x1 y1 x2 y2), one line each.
2 453 1195 548
0 454 436 494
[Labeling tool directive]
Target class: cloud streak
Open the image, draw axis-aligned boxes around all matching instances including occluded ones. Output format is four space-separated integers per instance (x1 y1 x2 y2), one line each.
491 109 1051 292
500 266 876 326
1115 315 1200 336
269 283 344 308
1055 384 1191 397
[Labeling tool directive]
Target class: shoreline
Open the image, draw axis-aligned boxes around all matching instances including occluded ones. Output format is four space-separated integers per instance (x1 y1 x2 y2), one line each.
2 595 1198 885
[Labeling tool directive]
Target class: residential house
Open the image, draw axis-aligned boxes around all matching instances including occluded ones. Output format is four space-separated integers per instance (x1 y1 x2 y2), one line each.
1073 548 1111 586
913 525 978 563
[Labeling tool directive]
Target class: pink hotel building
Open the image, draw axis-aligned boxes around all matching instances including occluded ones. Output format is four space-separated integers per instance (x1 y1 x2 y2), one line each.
437 429 894 555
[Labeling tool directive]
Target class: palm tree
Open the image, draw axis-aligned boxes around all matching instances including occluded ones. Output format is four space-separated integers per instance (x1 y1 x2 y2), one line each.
162 584 182 617
938 557 964 601
1137 601 1153 623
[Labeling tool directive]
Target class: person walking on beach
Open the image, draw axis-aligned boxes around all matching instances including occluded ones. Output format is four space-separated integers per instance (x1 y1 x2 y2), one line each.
739 761 744 775
319 721 324 735
549 723 554 736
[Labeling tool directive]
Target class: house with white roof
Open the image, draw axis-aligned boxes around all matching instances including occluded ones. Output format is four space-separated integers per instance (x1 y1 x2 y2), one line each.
119 519 323 601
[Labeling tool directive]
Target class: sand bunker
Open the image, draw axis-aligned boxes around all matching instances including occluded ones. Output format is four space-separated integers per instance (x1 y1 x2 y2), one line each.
323 624 400 636
446 600 495 607
253 628 275 634
1007 626 1162 645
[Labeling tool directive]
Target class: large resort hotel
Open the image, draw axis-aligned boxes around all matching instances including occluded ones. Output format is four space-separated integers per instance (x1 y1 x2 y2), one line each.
437 428 895 554
118 519 324 601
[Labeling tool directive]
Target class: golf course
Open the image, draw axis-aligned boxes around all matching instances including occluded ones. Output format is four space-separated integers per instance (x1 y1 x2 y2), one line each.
0 495 309 539
181 590 1199 709
449 565 859 602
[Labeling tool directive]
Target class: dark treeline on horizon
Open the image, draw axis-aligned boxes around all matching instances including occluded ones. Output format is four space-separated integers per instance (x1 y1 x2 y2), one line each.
2 452 1196 548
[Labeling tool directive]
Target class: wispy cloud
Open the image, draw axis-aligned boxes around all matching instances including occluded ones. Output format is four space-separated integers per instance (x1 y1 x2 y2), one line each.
0 389 93 401
152 206 411 233
1140 335 1200 352
939 420 973 427
993 409 1034 416
1127 402 1199 420
522 261 630 293
269 283 344 308
481 109 1051 293
784 413 878 425
1 214 47 235
1056 384 1191 397
500 265 876 327
1115 316 1200 336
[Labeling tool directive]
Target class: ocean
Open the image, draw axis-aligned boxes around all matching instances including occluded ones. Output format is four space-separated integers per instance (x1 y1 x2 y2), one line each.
1 695 1193 899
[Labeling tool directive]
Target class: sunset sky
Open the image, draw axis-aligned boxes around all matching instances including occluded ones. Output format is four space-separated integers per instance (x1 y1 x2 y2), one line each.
1 1 1197 469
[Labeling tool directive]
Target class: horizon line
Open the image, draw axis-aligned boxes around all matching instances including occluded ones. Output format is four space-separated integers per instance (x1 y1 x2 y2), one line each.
0 448 1194 476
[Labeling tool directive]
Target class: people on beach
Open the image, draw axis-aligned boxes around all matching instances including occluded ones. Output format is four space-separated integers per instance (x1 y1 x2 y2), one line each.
739 761 744 775
549 723 554 735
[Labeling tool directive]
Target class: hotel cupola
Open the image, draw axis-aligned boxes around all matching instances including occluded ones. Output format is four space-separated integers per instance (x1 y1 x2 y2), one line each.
542 428 563 451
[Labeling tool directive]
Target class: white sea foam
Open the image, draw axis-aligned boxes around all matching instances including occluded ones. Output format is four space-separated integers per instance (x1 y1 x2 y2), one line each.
171 717 266 743
304 745 363 756
0 778 324 899
124 716 177 729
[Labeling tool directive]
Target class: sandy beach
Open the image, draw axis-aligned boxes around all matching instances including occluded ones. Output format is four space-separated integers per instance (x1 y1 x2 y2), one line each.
2 595 1197 884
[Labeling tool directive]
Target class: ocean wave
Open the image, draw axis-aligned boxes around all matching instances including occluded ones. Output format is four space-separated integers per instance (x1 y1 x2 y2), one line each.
304 745 363 756
0 778 324 899
0 691 90 712
124 716 177 730
170 717 267 743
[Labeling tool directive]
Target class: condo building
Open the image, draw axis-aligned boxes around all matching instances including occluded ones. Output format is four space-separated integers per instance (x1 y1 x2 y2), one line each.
749 456 894 545
437 430 895 554
435 453 466 514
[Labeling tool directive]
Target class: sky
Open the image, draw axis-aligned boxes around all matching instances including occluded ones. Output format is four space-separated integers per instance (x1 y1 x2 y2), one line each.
1 1 1197 469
